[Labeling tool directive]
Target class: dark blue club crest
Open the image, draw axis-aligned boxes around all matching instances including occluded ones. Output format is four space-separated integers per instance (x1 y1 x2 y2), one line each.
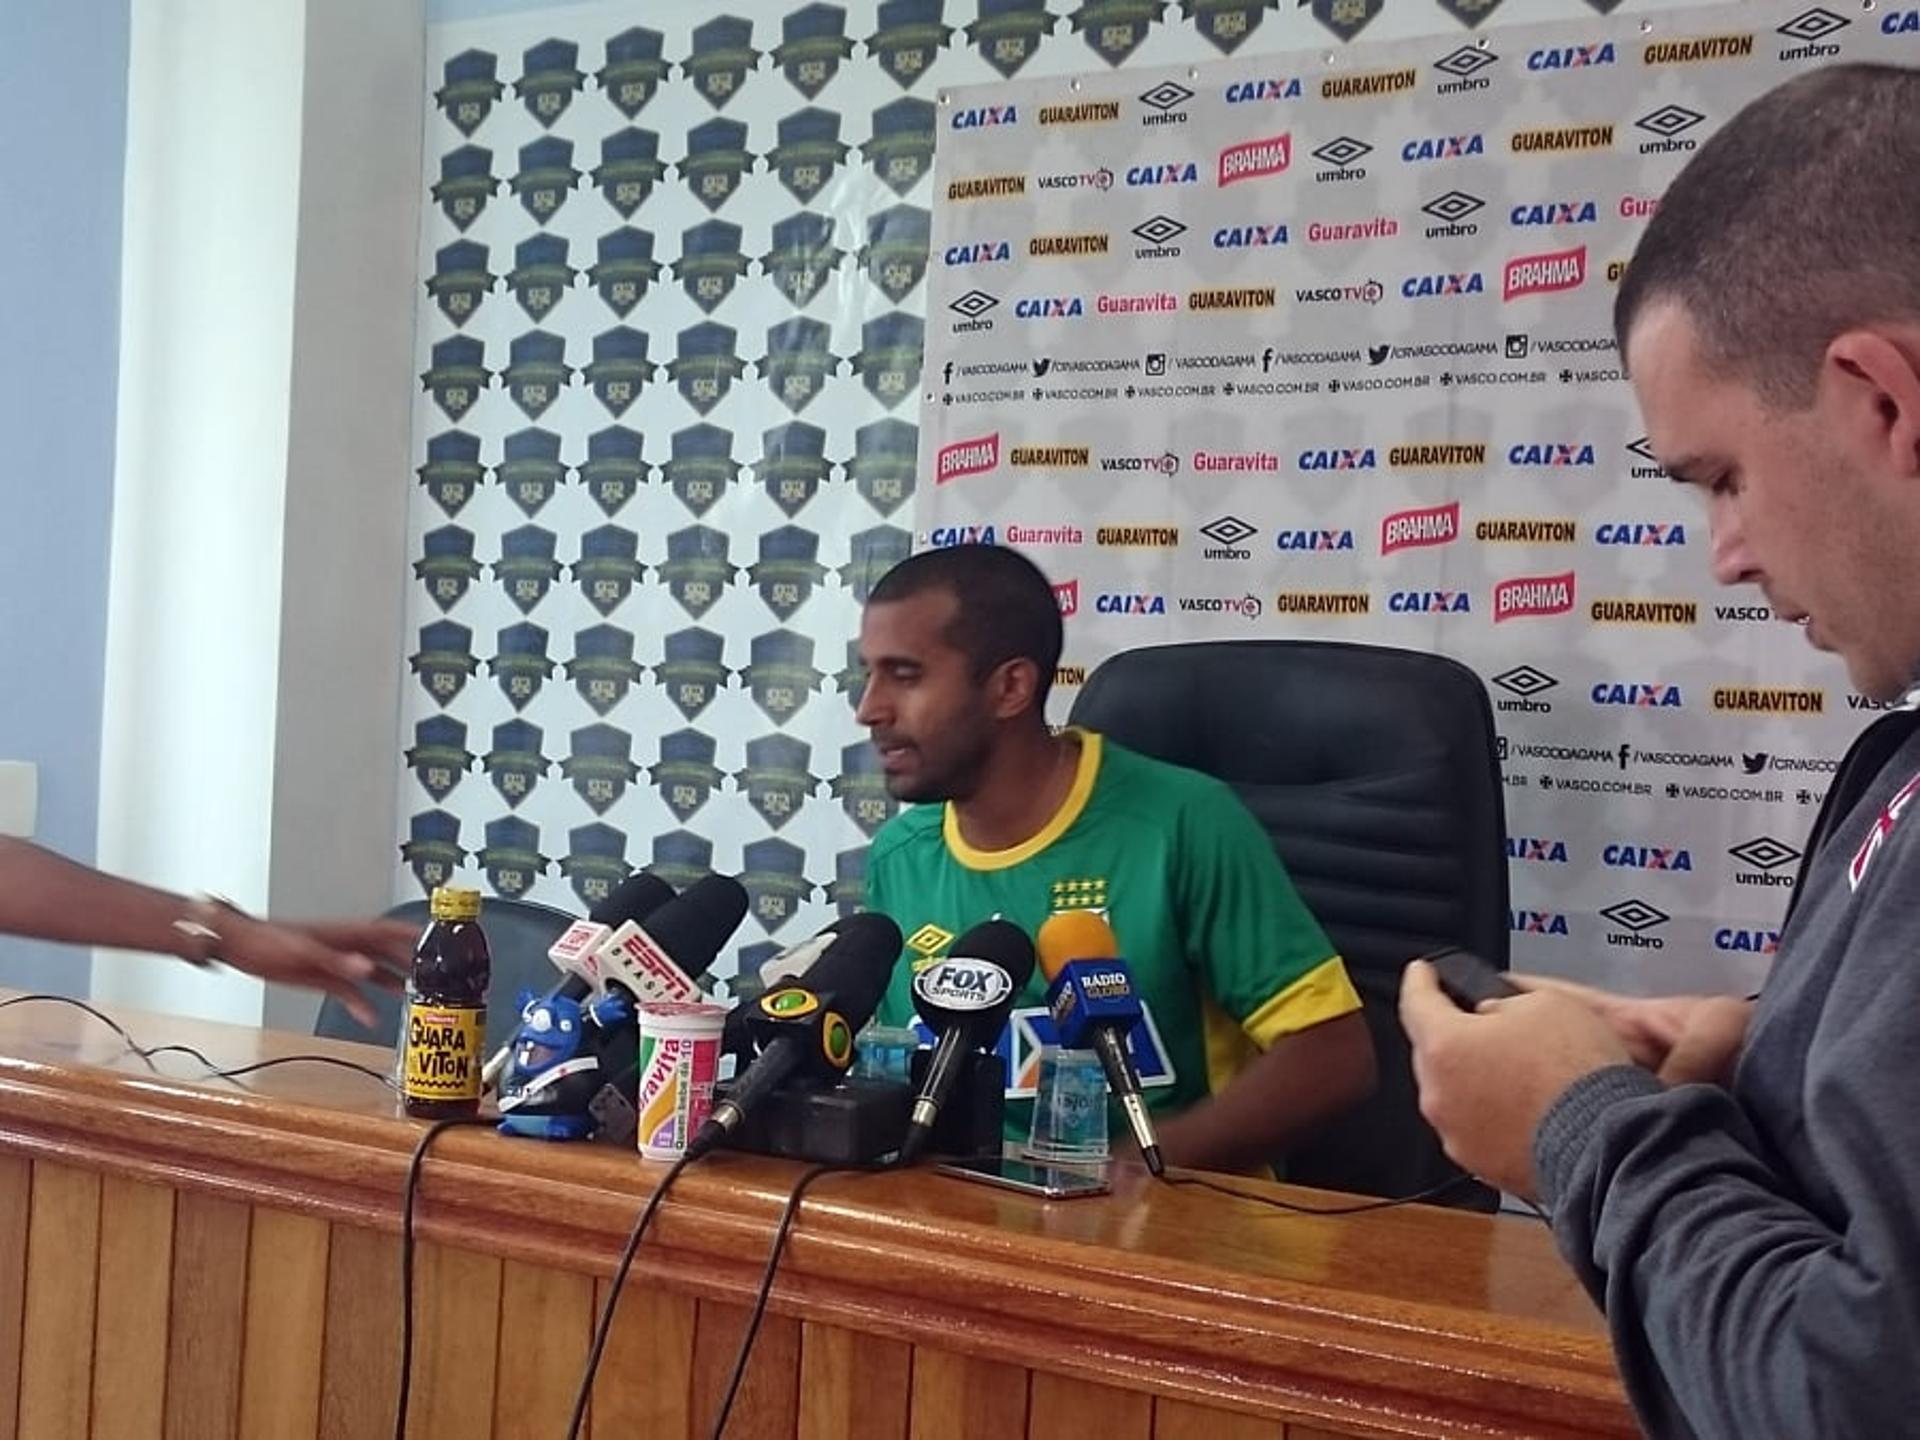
411 620 477 707
562 823 634 910
659 524 738 619
755 421 830 517
421 337 490 423
1071 0 1165 64
661 423 738 517
650 830 714 895
683 15 760 109
593 128 665 219
584 326 656 416
401 810 467 894
418 431 485 517
573 524 644 616
679 118 754 213
749 525 827 620
835 639 868 713
1182 0 1276 52
868 0 953 88
863 98 935 196
579 425 650 517
833 742 898 836
650 728 724 822
427 240 493 327
490 621 555 711
764 212 844 309
567 624 644 715
774 3 854 98
516 39 584 127
852 311 924 410
743 629 823 726
673 219 749 314
1312 0 1383 41
406 717 474 804
737 734 819 831
414 525 481 612
493 524 561 614
767 108 849 204
968 0 1056 77
741 837 816 934
564 724 641 815
436 49 502 137
759 317 839 415
507 234 575 323
493 428 566 517
503 331 573 420
1435 0 1503 27
668 321 747 415
858 205 928 304
844 418 917 517
827 848 869 916
480 817 549 901
597 28 668 120
432 145 497 231
589 228 658 318
655 628 730 721
513 136 580 224
841 526 912 603
484 718 550 807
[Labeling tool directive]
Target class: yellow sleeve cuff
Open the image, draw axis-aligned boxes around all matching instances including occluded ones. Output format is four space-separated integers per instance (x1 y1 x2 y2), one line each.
1241 956 1362 1051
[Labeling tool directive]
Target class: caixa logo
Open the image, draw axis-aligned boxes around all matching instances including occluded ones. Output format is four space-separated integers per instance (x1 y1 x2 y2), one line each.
1510 200 1598 226
1014 296 1085 319
1596 521 1687 545
1882 7 1920 31
1714 926 1780 955
1592 682 1683 707
1126 161 1200 186
1527 41 1617 69
1095 592 1167 615
1603 843 1693 871
1402 271 1484 298
1509 441 1596 466
951 104 1018 129
1510 909 1570 936
928 524 997 547
1387 589 1471 614
1402 134 1484 162
1298 446 1376 471
1276 527 1355 551
936 433 998 484
943 240 1011 266
1225 77 1304 102
1508 837 1569 862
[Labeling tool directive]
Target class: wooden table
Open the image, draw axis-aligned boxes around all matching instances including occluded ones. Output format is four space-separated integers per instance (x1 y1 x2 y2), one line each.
0 990 1633 1439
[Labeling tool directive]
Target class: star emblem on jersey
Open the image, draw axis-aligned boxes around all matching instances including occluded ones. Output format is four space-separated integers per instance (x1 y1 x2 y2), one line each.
1048 877 1109 911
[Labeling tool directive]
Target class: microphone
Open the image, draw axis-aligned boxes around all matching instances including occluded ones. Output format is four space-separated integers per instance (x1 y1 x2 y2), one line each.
898 919 1035 1167
687 911 902 1160
481 872 675 1092
1035 910 1164 1176
588 873 748 1005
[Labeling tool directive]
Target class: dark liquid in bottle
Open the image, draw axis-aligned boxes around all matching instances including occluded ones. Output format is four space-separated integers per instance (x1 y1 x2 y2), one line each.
402 889 491 1120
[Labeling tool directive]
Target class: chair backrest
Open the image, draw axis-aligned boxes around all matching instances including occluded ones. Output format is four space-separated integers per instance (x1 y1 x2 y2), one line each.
1069 639 1509 1206
313 896 578 1061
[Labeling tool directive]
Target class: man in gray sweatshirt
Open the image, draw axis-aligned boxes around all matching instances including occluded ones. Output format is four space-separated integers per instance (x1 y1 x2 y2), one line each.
1401 63 1920 1438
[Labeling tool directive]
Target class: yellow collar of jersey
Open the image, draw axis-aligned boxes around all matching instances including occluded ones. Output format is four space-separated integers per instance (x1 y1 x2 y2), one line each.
942 728 1103 871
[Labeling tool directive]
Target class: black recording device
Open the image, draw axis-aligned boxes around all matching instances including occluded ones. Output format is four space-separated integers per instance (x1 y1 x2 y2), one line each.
1422 946 1523 1009
898 918 1035 1165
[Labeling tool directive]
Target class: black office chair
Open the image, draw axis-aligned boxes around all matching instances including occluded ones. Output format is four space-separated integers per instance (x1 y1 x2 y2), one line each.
313 896 576 1061
1069 640 1509 1208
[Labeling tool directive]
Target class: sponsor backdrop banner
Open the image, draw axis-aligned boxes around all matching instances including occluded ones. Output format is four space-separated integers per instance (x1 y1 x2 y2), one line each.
921 0 1919 993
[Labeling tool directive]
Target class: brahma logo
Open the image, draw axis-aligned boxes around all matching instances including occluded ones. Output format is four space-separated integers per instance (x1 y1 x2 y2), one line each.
1215 224 1290 248
1714 926 1780 954
1603 844 1693 871
1094 592 1167 615
1388 589 1471 614
1380 501 1461 554
1053 580 1079 617
947 174 1027 200
1504 246 1587 301
1592 682 1683 707
1528 42 1616 69
1273 591 1370 616
1402 271 1484 298
1511 125 1614 154
1013 296 1085 319
1589 598 1699 625
1509 442 1595 467
1298 447 1377 471
1321 66 1418 100
1510 909 1570 936
1643 33 1755 64
1493 571 1575 621
1511 200 1598 226
1601 898 1669 949
943 241 1012 266
1225 77 1303 102
1596 522 1687 546
1508 837 1569 863
1712 687 1826 715
1218 135 1292 186
1125 161 1200 186
1276 527 1356 552
936 434 997 485
952 105 1017 129
1402 133 1485 162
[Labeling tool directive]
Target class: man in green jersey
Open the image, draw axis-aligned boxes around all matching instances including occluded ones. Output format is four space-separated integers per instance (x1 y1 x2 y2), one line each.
859 544 1375 1173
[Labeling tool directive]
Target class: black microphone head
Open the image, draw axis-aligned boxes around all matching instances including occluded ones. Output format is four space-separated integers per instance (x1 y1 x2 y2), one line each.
639 874 748 980
588 871 675 927
912 918 1035 1038
777 911 902 1032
